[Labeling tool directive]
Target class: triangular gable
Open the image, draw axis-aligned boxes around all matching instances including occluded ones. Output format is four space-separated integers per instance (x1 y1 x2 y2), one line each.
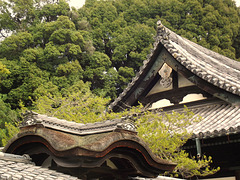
109 21 240 112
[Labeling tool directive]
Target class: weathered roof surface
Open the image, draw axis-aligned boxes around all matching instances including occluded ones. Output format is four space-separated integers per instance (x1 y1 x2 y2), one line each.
163 100 240 139
189 101 240 138
109 21 240 110
4 112 176 179
165 24 240 96
0 151 178 180
21 111 135 135
0 150 177 180
0 152 79 180
0 152 177 180
0 153 179 180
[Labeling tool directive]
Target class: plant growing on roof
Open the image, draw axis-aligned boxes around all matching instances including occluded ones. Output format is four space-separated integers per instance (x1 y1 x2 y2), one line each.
135 106 220 178
33 90 220 178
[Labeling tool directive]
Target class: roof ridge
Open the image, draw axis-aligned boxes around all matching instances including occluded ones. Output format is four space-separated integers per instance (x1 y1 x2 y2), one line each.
21 111 137 135
109 21 240 111
156 20 240 96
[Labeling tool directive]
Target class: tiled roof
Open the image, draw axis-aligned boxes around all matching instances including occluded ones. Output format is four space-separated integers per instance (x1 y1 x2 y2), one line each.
0 151 178 180
0 152 178 180
22 111 136 135
163 100 240 139
109 21 240 110
0 152 79 180
4 112 176 178
0 151 177 180
161 23 240 96
188 102 240 138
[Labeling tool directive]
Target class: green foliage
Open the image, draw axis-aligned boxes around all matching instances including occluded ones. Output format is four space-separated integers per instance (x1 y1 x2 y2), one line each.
0 60 10 83
117 66 135 92
0 99 18 146
135 107 219 178
111 23 155 69
33 92 220 178
136 108 195 158
173 152 220 178
0 13 94 107
0 32 34 60
0 58 49 108
0 122 19 147
0 1 238 177
34 81 110 124
0 0 239 110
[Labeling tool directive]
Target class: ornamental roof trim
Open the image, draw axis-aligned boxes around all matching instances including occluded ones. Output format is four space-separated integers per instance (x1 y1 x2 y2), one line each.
109 21 240 110
4 112 176 178
21 111 136 135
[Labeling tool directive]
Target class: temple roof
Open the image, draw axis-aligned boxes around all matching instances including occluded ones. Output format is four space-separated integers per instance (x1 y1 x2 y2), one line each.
21 111 135 135
0 151 179 180
160 99 240 139
0 152 79 180
164 25 240 96
107 21 240 143
188 101 240 138
3 112 176 179
109 21 240 111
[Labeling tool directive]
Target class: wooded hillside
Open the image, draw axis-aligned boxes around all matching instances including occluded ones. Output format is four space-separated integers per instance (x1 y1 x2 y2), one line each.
0 0 239 145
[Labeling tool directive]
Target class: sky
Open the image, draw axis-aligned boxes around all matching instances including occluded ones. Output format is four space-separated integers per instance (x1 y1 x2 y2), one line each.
69 0 86 9
235 0 240 6
69 0 240 8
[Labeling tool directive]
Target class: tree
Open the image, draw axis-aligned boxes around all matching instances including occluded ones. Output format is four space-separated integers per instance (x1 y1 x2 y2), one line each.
32 86 219 178
1 0 239 110
0 57 49 108
34 81 110 124
0 60 19 146
0 60 10 83
111 23 155 69
0 122 19 147
135 107 219 178
0 13 95 107
0 99 18 146
0 0 71 39
78 0 240 101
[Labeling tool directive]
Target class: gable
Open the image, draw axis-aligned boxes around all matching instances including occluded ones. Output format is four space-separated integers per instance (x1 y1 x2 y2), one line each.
109 21 240 112
143 49 209 108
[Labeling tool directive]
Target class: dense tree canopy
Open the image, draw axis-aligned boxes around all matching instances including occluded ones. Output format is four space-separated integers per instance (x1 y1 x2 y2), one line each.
0 0 239 109
0 0 239 177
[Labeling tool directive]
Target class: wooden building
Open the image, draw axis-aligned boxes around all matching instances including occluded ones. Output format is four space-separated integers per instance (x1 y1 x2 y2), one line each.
3 111 175 179
108 21 240 179
0 152 79 180
2 21 240 179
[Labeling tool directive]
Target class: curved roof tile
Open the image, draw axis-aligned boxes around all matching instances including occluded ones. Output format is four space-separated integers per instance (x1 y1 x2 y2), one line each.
4 112 176 178
21 111 136 135
0 153 79 180
162 100 240 139
109 21 240 110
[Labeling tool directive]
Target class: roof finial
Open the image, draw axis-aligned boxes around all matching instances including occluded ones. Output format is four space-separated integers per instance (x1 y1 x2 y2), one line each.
156 20 169 40
21 110 40 127
157 20 164 31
